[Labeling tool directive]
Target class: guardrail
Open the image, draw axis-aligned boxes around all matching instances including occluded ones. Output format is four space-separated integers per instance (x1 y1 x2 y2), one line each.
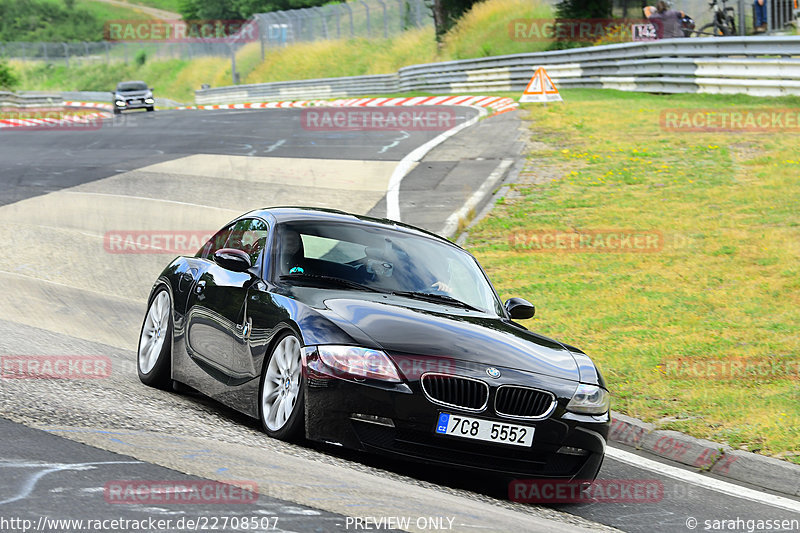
0 92 64 108
196 74 399 104
196 36 800 103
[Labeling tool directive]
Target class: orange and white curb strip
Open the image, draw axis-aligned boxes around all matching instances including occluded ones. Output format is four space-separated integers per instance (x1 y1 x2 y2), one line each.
0 101 113 129
176 95 519 116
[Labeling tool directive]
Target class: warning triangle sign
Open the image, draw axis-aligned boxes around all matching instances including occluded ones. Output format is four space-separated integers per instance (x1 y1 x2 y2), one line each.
520 67 562 103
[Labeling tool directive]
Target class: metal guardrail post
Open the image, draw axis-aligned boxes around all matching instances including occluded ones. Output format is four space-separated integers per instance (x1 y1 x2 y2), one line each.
766 0 772 32
395 0 404 32
344 3 355 37
738 0 746 34
259 16 266 59
376 0 389 38
361 0 372 37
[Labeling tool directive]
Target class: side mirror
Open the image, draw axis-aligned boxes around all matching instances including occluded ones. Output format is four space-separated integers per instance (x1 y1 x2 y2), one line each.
505 297 535 320
214 248 252 272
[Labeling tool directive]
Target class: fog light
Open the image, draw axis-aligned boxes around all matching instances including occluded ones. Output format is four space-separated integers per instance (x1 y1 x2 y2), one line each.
350 413 395 427
557 446 589 456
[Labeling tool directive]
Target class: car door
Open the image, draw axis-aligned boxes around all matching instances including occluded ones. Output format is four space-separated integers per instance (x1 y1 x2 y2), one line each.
185 218 269 384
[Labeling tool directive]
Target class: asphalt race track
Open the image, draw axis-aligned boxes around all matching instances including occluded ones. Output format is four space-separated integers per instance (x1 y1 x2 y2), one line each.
0 108 798 533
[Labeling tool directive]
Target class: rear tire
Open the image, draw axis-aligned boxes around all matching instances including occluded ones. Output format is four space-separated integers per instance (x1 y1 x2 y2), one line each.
259 332 305 441
137 288 173 389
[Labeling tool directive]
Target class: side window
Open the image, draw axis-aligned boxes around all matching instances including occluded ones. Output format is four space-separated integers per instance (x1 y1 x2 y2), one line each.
227 218 269 267
197 223 234 259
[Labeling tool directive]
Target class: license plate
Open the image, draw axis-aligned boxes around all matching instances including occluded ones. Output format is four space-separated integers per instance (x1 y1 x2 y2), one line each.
435 412 533 447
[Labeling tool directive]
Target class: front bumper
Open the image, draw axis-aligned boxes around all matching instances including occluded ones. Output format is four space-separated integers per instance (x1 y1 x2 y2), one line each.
304 350 609 480
115 97 154 110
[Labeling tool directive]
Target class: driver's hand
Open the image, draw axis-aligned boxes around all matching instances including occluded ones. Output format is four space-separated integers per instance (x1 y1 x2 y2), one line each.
431 281 452 293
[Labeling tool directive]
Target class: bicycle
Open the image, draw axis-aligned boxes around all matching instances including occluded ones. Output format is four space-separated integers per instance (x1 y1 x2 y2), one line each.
692 0 737 36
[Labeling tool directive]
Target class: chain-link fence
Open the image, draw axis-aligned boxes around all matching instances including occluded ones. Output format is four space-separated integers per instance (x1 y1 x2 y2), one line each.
254 0 431 47
0 0 432 66
0 40 245 66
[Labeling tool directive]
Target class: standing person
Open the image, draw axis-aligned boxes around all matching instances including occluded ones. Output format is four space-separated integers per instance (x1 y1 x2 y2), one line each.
645 1 687 39
754 0 768 32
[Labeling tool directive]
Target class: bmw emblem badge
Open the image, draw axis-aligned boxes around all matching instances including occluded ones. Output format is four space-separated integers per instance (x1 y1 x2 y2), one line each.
486 367 501 378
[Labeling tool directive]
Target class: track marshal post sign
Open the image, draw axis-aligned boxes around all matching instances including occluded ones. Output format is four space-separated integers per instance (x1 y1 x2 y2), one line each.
520 67 563 103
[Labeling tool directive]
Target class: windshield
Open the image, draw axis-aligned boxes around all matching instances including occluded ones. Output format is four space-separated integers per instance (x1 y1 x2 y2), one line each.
274 221 503 315
116 82 148 92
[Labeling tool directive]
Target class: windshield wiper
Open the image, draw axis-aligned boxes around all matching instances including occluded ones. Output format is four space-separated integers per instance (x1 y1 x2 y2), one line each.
390 291 484 312
280 274 383 293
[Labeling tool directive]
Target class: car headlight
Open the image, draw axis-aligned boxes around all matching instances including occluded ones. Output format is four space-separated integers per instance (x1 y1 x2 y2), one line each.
566 384 610 415
318 346 401 382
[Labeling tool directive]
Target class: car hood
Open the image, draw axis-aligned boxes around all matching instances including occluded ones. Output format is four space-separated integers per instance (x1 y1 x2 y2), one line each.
315 295 581 382
117 90 149 97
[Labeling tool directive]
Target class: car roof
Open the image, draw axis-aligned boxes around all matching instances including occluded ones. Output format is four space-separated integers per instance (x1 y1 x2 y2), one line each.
243 206 458 248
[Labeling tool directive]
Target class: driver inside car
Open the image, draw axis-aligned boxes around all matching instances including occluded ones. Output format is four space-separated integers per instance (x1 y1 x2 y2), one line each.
279 228 307 275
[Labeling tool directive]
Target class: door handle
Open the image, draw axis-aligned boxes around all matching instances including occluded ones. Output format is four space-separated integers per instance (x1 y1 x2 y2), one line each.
195 280 206 294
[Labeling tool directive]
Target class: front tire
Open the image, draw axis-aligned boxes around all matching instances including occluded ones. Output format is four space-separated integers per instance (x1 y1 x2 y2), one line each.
137 288 173 389
259 332 305 441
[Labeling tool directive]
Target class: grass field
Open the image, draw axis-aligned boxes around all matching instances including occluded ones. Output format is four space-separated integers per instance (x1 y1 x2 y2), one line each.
76 0 155 20
104 0 182 13
465 89 800 463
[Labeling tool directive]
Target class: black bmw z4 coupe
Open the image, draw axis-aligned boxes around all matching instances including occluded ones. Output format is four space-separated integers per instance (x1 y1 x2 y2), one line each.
138 207 610 481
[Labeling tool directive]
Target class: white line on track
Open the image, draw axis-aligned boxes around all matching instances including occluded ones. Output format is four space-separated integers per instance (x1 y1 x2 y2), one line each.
60 191 238 212
440 159 513 238
386 106 487 221
606 446 800 514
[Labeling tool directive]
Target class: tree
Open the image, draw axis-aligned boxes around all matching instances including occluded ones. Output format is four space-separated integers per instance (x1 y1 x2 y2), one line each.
555 0 612 19
429 0 482 42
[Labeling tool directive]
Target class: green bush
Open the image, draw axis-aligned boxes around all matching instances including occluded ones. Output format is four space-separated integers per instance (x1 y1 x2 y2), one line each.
0 60 19 91
135 50 148 67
